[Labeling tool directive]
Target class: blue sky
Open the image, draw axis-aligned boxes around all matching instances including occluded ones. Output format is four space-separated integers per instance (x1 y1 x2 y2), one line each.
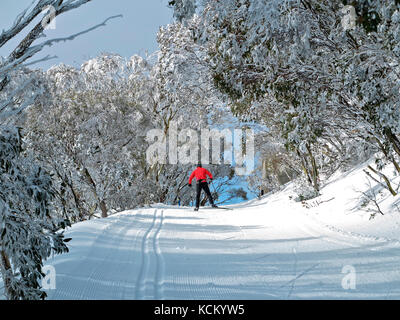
0 0 173 70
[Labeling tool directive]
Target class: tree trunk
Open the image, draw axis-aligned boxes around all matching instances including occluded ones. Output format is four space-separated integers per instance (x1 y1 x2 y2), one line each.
54 167 86 221
374 137 400 174
296 146 319 192
83 168 108 218
0 250 17 300
296 149 313 185
384 127 400 158
367 165 397 196
0 75 9 92
100 200 108 218
68 182 86 220
306 144 320 192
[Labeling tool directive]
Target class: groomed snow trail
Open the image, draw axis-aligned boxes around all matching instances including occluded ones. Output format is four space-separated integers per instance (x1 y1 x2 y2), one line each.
45 195 400 299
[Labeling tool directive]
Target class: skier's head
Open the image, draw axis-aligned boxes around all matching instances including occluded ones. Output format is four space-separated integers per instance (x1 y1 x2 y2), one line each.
197 163 202 168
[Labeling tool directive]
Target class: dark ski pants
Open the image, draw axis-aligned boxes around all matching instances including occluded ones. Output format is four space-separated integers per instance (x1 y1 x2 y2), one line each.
195 182 214 208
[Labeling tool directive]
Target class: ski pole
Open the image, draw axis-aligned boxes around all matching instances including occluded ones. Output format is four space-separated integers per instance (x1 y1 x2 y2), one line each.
191 185 194 207
210 180 218 204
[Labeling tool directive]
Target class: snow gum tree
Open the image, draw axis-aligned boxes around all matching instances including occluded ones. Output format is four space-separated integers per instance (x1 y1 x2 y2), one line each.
142 19 239 205
0 0 119 300
25 54 156 219
0 126 70 300
179 0 400 197
25 44 237 214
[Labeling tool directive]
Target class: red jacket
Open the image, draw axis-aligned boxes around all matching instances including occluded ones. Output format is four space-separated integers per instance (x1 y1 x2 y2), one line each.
189 167 213 184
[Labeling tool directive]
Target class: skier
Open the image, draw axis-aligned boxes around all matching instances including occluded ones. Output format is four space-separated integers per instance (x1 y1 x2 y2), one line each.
188 164 218 211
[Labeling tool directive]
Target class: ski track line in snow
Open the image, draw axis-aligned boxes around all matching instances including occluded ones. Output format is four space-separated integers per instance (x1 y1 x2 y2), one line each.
49 212 135 300
216 209 349 298
294 212 400 298
169 209 241 300
153 210 165 299
296 215 361 249
280 262 320 298
208 220 245 300
211 209 274 298
80 217 137 298
213 209 249 248
294 209 378 249
310 214 400 247
77 212 139 300
301 210 400 249
134 209 165 300
191 211 225 299
134 209 157 299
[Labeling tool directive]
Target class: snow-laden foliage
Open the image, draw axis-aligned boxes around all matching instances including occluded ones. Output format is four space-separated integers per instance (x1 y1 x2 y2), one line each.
174 0 400 196
155 21 237 203
25 54 154 219
0 126 69 300
0 67 48 126
0 0 115 300
25 48 236 218
168 0 197 23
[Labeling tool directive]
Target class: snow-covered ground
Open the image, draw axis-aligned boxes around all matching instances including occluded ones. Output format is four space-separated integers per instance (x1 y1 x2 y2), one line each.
44 162 400 300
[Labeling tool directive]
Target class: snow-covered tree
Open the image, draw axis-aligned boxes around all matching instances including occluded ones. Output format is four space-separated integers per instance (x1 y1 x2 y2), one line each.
0 126 70 300
168 0 197 23
147 19 238 205
25 54 153 219
0 0 118 300
179 0 400 196
25 45 237 215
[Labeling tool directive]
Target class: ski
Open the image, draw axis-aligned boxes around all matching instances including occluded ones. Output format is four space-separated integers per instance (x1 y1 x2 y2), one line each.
212 206 233 210
194 206 233 211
